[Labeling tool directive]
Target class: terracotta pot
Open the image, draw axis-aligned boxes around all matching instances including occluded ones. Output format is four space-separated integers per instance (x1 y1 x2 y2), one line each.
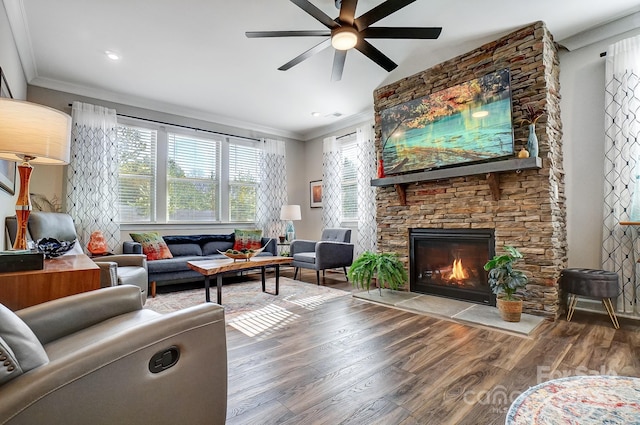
496 296 522 322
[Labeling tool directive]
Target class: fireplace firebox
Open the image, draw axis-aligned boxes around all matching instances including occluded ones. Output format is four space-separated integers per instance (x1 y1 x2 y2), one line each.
410 228 495 305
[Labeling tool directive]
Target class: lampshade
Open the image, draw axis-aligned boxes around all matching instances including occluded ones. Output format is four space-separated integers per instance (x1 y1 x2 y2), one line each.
331 27 358 50
280 205 301 221
0 98 71 164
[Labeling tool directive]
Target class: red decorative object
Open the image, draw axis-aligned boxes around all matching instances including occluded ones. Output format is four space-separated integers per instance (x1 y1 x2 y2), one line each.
377 153 385 178
87 231 108 255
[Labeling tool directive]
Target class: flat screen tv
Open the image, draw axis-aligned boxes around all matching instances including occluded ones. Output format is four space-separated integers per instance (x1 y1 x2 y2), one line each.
380 68 514 175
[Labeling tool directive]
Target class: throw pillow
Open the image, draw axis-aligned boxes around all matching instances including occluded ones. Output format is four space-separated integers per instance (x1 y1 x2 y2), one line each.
233 229 263 251
129 232 173 261
0 303 49 385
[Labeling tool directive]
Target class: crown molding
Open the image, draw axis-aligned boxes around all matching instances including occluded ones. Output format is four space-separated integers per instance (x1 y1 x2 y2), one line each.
299 108 374 141
558 10 640 51
30 76 306 141
3 0 37 81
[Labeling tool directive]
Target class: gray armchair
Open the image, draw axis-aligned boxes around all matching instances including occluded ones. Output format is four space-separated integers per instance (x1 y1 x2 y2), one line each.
290 228 354 285
5 212 148 303
0 285 227 425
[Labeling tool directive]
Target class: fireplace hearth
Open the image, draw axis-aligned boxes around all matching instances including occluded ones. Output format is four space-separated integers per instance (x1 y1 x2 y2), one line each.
410 228 495 305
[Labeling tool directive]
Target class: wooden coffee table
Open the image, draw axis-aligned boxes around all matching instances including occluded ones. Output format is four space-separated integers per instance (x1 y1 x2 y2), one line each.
187 255 292 304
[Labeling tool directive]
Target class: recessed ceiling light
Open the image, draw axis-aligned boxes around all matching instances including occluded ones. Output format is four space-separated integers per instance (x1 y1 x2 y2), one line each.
472 111 489 118
311 112 321 117
105 51 121 61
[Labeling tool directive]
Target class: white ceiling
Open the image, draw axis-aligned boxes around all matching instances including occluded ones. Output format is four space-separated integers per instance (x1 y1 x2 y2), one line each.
5 0 640 140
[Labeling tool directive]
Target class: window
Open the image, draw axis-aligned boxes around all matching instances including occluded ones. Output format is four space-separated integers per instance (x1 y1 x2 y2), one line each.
117 126 157 222
117 121 262 224
340 136 358 221
167 133 219 221
228 139 260 222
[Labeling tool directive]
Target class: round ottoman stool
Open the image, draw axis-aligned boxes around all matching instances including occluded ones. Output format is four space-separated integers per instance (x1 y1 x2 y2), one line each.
559 268 620 329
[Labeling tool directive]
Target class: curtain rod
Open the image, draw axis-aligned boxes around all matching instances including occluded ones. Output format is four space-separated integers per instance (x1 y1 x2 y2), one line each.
337 131 356 140
336 125 374 140
67 103 260 142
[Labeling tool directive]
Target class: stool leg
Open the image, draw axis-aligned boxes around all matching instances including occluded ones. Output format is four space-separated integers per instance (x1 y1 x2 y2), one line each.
566 294 578 322
602 298 620 329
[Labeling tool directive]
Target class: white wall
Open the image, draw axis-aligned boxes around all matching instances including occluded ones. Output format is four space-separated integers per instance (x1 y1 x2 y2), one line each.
0 2 27 249
560 27 640 268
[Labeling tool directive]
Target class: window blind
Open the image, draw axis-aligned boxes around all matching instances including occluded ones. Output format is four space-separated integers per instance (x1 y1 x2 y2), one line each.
341 139 358 221
117 125 157 222
167 133 220 221
228 139 260 222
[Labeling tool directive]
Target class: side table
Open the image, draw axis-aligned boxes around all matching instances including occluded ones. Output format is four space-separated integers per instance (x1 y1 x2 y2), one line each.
0 254 100 310
277 242 291 257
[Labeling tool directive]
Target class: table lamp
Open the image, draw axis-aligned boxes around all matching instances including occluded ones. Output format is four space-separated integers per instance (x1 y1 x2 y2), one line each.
0 98 71 250
280 205 301 242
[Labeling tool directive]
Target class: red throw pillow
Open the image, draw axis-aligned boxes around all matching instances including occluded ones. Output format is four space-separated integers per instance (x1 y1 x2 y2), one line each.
129 232 173 261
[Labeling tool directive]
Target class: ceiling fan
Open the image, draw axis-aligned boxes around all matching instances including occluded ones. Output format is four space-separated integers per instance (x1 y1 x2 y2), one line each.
246 0 442 81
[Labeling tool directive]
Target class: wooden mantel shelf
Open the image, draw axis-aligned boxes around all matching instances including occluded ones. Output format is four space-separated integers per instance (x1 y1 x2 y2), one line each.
370 157 543 204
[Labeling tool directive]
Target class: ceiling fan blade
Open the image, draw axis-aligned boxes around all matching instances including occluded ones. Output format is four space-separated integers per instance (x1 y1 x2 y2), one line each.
290 0 340 29
355 0 417 30
339 0 358 25
355 39 397 72
278 39 332 71
246 30 331 38
331 50 347 81
360 27 442 39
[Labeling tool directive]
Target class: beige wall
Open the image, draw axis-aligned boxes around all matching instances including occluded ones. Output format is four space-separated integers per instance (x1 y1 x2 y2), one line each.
0 3 27 249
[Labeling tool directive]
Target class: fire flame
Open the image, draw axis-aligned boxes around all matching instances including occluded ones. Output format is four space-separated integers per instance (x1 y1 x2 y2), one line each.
450 259 469 280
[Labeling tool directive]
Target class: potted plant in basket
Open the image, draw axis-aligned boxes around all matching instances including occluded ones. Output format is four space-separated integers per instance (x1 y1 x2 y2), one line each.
348 251 408 296
483 246 528 322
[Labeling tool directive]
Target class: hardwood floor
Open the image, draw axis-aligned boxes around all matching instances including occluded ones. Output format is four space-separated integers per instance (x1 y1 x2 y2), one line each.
225 269 640 424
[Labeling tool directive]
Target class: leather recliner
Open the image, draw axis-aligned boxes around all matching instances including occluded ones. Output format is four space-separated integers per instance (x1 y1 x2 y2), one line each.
0 285 227 425
5 212 149 303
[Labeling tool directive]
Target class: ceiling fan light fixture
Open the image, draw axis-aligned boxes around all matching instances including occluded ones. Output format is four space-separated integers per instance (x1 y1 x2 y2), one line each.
331 27 358 51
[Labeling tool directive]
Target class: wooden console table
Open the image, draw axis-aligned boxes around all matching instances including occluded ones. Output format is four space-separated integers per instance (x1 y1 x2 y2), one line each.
0 254 100 310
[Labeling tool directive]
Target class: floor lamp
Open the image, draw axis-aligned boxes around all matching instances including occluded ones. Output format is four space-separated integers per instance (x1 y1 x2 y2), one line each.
280 205 301 242
0 99 72 250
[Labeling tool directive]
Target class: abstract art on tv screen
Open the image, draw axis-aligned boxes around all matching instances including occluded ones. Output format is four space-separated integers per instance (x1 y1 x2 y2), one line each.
380 68 514 175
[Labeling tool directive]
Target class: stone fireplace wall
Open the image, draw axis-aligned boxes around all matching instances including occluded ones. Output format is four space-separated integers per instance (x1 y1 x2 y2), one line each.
373 22 566 319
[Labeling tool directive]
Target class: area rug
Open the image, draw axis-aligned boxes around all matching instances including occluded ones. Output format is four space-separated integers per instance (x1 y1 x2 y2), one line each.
506 375 640 424
145 277 350 321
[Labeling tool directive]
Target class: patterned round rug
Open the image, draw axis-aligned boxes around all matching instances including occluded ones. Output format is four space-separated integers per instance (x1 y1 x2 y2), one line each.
145 277 350 321
506 375 640 425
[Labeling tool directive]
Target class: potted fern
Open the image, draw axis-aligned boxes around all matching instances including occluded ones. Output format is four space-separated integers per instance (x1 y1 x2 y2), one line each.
348 251 408 295
483 245 528 322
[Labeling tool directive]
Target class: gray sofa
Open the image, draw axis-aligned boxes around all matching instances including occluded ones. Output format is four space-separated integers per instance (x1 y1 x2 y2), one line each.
124 233 277 296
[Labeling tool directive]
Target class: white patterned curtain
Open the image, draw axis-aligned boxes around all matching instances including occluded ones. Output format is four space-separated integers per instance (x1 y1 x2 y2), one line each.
257 138 287 237
66 102 120 252
356 124 377 256
602 35 640 315
322 136 341 228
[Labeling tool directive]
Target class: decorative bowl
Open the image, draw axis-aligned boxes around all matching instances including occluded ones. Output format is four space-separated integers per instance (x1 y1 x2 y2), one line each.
36 238 76 259
218 247 264 262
